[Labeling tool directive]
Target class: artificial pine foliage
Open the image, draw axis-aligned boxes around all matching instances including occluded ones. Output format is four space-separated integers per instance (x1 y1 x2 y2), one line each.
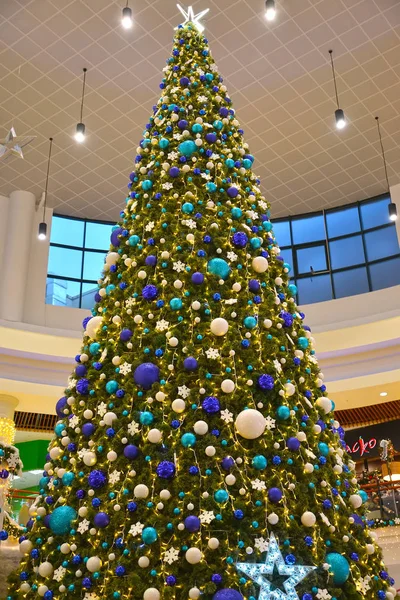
8 19 394 600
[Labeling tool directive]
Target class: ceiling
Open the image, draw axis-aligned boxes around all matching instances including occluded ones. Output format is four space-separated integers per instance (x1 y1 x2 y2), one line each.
0 0 399 221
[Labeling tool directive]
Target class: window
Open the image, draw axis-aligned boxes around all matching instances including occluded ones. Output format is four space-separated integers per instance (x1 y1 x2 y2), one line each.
360 197 391 230
291 214 325 245
329 235 365 270
297 274 333 305
333 268 369 299
296 244 327 274
369 257 400 291
326 205 360 238
271 220 291 247
364 227 399 262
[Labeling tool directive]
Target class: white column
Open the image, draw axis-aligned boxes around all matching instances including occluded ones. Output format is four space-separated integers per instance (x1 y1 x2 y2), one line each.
0 195 9 281
390 183 400 244
0 190 36 322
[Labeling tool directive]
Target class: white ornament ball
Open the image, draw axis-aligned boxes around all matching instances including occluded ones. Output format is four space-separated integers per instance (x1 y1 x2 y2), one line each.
169 337 179 347
107 451 117 462
342 535 349 543
38 562 53 577
139 556 150 568
143 589 160 600
185 547 202 564
172 399 186 413
83 452 97 466
134 484 149 499
316 397 333 414
232 282 241 292
210 318 229 336
225 474 236 485
20 583 31 593
206 446 216 457
83 409 93 419
189 588 201 599
221 379 235 393
252 256 268 273
235 409 266 439
105 252 119 266
49 447 61 460
333 465 343 475
304 463 314 474
313 424 322 434
284 382 296 396
86 556 102 572
155 391 165 402
366 544 375 554
20 540 33 555
301 511 316 527
297 431 307 442
104 412 117 426
208 537 220 550
268 513 279 525
194 420 208 435
60 543 71 554
263 319 273 328
192 301 201 310
148 429 162 444
86 316 103 339
349 494 363 509
38 585 49 597
160 489 171 501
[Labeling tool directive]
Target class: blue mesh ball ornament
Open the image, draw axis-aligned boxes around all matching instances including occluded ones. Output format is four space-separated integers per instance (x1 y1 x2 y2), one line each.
232 232 248 248
202 396 220 414
258 374 275 391
156 461 176 479
142 285 158 301
213 589 243 600
88 470 107 489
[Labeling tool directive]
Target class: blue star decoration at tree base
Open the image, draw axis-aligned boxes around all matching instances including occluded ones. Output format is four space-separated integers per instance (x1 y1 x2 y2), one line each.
236 533 316 600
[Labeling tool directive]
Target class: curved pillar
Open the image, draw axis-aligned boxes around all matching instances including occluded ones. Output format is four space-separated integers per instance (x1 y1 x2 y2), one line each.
0 195 9 280
0 394 18 444
0 190 36 322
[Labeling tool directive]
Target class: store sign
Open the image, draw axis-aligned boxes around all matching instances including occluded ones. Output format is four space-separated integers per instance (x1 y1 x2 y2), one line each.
344 420 400 460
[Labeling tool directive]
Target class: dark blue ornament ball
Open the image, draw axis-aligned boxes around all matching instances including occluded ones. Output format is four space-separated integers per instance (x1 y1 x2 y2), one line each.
55 396 68 418
183 356 198 371
213 590 243 600
232 231 248 248
134 362 160 390
202 396 220 414
184 515 201 532
87 470 107 489
142 284 158 301
110 227 123 247
93 512 110 528
156 461 176 479
258 374 275 390
124 445 140 460
268 487 283 503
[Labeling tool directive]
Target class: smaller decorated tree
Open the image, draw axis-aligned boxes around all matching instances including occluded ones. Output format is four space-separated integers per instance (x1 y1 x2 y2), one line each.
0 441 24 541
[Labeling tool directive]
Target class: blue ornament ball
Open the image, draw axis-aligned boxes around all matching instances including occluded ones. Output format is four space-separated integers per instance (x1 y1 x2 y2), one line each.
207 258 231 280
184 515 201 532
213 589 243 600
227 186 239 198
142 527 158 544
181 433 196 448
298 336 309 349
268 487 283 504
156 461 176 479
202 396 220 414
232 231 248 248
141 179 153 191
325 553 350 586
49 506 77 535
287 437 301 451
133 363 160 390
54 423 65 437
88 470 107 489
124 445 140 460
142 285 158 301
82 423 95 438
110 227 122 247
191 272 204 285
169 166 180 178
0 530 8 541
258 374 275 391
62 472 75 486
93 512 109 528
183 356 198 371
221 456 235 471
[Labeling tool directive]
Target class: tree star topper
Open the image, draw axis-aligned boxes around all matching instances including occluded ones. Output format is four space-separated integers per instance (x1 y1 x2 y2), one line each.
176 4 210 33
0 127 35 162
237 533 316 600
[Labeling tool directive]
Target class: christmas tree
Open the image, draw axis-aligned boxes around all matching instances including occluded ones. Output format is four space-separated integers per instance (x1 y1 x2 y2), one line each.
8 10 395 600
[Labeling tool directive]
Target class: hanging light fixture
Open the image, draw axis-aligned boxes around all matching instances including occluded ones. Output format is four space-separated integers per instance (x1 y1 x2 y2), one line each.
329 50 346 130
75 68 87 143
121 1 133 28
375 116 397 222
38 137 53 241
264 0 276 21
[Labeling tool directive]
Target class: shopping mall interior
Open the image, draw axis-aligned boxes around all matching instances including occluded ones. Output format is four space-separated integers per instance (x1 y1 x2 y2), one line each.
0 1 400 599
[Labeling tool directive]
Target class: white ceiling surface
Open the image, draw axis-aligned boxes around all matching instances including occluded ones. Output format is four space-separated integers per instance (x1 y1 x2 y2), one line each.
0 0 400 221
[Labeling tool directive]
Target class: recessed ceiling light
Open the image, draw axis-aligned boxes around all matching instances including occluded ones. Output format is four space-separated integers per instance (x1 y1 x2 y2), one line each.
380 392 388 397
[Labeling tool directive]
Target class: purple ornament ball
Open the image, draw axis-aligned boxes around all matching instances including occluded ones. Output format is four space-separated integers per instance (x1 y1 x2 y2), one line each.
268 487 283 504
213 590 243 600
221 456 235 471
87 470 107 489
55 396 68 418
286 437 301 451
110 227 123 247
82 423 95 437
169 166 180 178
93 512 109 528
248 279 260 292
145 255 157 267
232 231 248 248
191 272 204 285
178 119 188 130
156 461 176 479
82 316 92 330
142 284 158 301
180 76 190 87
94 292 102 303
202 396 220 415
133 363 160 390
124 445 140 460
258 374 275 391
43 514 51 529
206 132 217 143
120 328 133 341
184 515 200 532
219 107 229 118
183 357 198 371
75 364 87 377
227 187 239 198
76 378 89 395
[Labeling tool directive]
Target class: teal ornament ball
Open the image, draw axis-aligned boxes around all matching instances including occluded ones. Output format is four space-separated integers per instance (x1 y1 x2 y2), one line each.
182 202 194 214
49 506 77 535
208 258 231 280
192 123 203 133
106 284 115 295
262 221 273 232
181 432 196 448
276 405 290 420
252 455 267 470
62 472 75 486
213 120 223 130
358 489 368 503
159 138 169 149
283 262 291 272
298 337 309 349
214 489 229 504
225 158 235 168
141 179 153 191
139 411 154 426
106 380 118 394
206 182 217 193
129 235 140 247
243 316 257 329
318 442 329 457
231 207 242 219
54 423 64 437
325 553 350 586
250 237 261 249
287 284 297 296
243 158 252 169
142 527 158 545
89 342 100 355
179 140 197 156
170 298 183 310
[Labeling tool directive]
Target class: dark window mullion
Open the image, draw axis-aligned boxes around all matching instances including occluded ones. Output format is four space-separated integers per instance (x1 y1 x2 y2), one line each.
79 221 87 309
358 203 373 292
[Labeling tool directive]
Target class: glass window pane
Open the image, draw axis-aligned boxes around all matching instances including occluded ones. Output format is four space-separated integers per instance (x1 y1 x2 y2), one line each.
333 267 369 299
277 248 293 272
370 257 400 291
81 283 98 310
296 245 327 274
364 226 399 262
45 278 81 307
48 246 82 279
85 222 113 250
50 216 84 247
297 274 333 305
360 196 391 230
292 214 325 245
83 251 107 281
329 235 365 270
326 206 360 238
271 220 291 247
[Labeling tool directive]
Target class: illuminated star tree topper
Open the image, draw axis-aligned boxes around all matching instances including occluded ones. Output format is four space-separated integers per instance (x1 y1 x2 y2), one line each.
176 3 210 32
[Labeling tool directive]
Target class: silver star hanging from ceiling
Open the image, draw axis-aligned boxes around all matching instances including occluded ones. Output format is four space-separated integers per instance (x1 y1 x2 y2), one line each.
0 127 35 163
176 4 210 33
237 533 316 600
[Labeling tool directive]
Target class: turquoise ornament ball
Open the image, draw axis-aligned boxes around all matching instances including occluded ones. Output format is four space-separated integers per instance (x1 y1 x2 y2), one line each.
207 258 231 280
252 455 267 470
213 120 223 130
181 433 196 448
141 180 153 191
106 380 118 394
243 159 252 169
214 489 229 504
170 298 183 310
325 553 350 586
318 442 329 457
139 411 154 425
206 182 217 193
283 262 291 272
192 123 203 133
250 237 261 249
89 342 100 355
263 221 273 232
49 506 77 535
243 316 257 329
54 423 65 436
179 140 197 156
129 235 140 247
62 472 75 486
276 405 290 420
298 337 309 349
359 489 368 503
182 202 194 214
287 284 297 296
225 158 235 168
231 207 242 219
142 527 158 545
159 138 169 149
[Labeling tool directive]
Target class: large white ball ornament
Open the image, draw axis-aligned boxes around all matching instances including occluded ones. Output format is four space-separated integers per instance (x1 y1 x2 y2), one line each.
83 452 97 466
189 588 201 599
225 474 236 485
316 397 333 414
60 543 71 554
366 544 375 555
186 547 202 564
143 589 160 600
105 252 120 266
206 446 216 457
148 429 162 444
20 539 33 555
263 319 272 328
252 256 268 273
103 412 117 426
38 586 49 597
297 431 307 442
38 562 54 577
134 484 149 499
194 420 208 435
268 513 279 525
107 451 117 462
210 318 229 336
313 424 322 434
283 382 296 396
85 316 103 339
20 583 31 593
208 538 220 550
221 379 235 393
333 465 343 475
235 409 266 439
172 399 186 413
86 557 102 572
168 337 179 347
304 463 314 474
139 556 150 568
349 494 363 509
49 447 61 460
301 512 316 527
160 489 171 501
